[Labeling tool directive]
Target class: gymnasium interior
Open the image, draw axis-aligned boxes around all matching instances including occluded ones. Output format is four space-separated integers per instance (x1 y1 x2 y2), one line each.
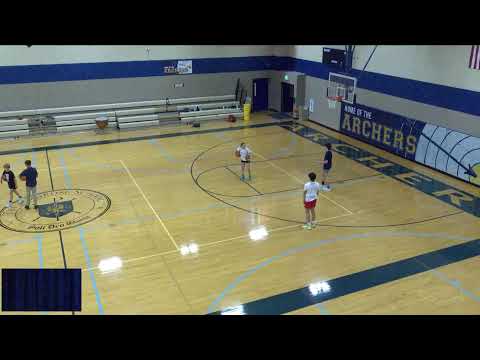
0 45 479 315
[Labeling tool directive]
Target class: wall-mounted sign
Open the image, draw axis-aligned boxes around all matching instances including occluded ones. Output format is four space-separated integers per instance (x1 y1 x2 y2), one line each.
309 99 314 113
174 83 184 88
164 65 177 74
177 60 192 74
164 60 193 75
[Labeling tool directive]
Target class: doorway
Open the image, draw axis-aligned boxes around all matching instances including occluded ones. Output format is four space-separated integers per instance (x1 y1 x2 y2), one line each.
281 82 295 113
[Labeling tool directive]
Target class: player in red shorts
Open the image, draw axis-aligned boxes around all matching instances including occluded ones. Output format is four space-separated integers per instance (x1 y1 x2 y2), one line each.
303 172 321 230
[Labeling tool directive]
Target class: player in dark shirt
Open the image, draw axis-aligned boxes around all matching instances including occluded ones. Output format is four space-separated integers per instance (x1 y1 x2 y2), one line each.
1 163 24 208
19 160 38 210
321 143 333 191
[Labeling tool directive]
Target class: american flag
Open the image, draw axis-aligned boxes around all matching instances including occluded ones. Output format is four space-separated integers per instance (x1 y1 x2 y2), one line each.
469 45 480 70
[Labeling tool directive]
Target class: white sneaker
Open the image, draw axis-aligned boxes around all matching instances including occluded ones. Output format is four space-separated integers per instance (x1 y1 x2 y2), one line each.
6 202 11 208
323 185 331 192
302 224 312 230
18 198 24 204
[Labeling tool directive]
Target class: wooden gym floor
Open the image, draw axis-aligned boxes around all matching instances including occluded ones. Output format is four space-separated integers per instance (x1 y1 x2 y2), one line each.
0 112 479 315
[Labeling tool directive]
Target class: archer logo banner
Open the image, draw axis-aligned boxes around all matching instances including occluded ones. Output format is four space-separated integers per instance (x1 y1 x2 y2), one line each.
340 102 480 186
340 103 422 160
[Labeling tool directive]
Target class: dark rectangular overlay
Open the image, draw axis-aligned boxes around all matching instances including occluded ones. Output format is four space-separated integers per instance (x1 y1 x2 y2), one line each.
2 269 81 312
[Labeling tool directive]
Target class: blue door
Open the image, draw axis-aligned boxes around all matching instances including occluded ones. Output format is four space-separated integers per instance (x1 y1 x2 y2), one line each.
252 78 269 112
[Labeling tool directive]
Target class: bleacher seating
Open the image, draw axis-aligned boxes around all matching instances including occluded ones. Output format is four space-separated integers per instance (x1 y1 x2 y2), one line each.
0 118 29 138
116 112 178 129
176 101 239 112
56 117 116 133
0 94 244 138
180 108 243 124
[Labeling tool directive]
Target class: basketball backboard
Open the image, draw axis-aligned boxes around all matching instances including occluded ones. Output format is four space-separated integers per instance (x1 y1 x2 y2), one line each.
326 72 357 104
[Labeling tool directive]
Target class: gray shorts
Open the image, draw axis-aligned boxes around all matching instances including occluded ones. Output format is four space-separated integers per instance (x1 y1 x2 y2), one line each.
25 186 38 206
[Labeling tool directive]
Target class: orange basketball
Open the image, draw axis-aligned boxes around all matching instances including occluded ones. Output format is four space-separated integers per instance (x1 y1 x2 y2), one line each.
96 119 108 129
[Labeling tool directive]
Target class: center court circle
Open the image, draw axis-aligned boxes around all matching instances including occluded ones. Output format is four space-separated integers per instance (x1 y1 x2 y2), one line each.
0 189 111 233
190 134 464 228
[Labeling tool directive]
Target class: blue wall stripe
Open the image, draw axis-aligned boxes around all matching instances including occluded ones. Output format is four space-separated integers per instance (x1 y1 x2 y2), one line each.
349 67 480 118
209 237 480 315
0 55 477 116
0 56 275 85
273 56 480 117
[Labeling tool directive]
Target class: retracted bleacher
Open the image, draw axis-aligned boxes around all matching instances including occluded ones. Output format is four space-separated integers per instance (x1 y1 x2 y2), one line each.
54 112 116 132
0 94 244 138
0 118 29 138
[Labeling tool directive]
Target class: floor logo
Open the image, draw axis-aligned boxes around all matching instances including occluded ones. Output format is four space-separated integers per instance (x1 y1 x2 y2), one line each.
0 189 111 233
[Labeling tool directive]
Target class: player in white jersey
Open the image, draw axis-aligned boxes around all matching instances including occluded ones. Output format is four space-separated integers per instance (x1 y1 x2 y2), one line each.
303 172 321 230
235 142 252 181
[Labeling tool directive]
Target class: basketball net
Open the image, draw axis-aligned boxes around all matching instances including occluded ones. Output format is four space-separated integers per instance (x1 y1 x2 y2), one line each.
327 96 342 109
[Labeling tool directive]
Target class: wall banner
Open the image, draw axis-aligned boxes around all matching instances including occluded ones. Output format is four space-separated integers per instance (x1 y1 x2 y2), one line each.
340 102 480 186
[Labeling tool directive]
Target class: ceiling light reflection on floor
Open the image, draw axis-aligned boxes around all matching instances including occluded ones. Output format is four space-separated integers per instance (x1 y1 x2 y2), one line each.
180 243 199 256
249 226 268 241
98 256 123 274
308 281 331 296
221 305 245 315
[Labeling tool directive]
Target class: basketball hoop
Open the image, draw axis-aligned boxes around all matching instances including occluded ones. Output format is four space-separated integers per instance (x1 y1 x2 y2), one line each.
326 72 357 108
327 96 343 109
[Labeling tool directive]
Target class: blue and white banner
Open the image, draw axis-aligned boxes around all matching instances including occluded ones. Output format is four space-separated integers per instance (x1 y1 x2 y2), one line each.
177 60 192 74
340 102 480 186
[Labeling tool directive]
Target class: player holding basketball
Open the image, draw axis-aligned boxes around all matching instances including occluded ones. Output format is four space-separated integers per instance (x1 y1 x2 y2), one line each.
321 143 332 191
303 172 321 230
236 142 252 181
1 163 24 208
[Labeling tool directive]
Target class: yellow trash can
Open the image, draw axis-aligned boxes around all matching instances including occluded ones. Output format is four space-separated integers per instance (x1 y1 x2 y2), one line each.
243 103 251 123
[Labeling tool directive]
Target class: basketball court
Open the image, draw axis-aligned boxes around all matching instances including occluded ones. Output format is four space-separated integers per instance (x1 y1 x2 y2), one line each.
0 45 479 315
0 107 479 314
